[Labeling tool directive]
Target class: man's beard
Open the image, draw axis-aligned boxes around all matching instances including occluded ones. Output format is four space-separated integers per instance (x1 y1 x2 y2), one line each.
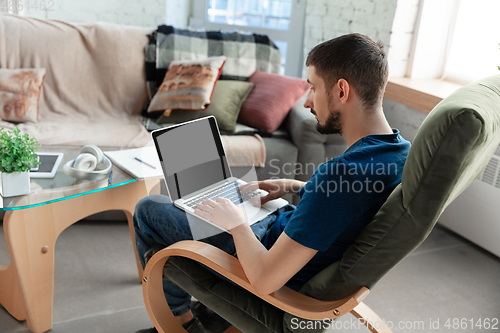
315 104 342 135
314 90 342 135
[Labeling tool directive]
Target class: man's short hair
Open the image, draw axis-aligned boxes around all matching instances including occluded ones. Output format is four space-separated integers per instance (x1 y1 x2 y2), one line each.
306 33 388 109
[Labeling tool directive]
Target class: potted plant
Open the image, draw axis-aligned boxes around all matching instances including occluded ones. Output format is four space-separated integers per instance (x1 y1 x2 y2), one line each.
0 127 40 197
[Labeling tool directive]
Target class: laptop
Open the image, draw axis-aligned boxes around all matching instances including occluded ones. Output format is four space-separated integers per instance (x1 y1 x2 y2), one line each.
151 116 288 234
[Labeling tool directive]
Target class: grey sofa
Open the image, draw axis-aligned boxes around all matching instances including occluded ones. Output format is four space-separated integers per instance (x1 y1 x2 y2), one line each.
284 100 348 183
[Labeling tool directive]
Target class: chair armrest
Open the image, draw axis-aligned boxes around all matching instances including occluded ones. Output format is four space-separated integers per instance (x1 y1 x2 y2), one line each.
142 240 370 324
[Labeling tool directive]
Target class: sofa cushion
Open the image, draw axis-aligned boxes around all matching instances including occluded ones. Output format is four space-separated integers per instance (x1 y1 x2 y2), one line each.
238 70 309 133
147 56 226 112
0 68 46 123
156 80 254 133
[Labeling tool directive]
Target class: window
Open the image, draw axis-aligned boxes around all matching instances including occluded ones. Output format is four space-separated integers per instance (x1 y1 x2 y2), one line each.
206 0 293 31
445 0 500 83
409 0 500 84
192 0 306 77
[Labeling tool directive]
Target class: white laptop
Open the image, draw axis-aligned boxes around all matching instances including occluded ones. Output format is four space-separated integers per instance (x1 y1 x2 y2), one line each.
151 116 288 234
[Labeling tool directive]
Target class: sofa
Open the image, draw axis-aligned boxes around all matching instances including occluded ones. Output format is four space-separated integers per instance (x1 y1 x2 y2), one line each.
0 14 348 206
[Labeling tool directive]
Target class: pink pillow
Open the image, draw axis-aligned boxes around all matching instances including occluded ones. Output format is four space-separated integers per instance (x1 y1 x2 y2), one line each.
238 70 309 133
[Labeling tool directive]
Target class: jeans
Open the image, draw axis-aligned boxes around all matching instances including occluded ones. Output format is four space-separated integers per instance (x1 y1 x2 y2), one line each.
133 194 294 316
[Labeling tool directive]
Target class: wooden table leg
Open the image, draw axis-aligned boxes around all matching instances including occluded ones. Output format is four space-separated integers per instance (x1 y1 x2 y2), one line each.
1 179 160 333
4 206 57 333
0 263 27 321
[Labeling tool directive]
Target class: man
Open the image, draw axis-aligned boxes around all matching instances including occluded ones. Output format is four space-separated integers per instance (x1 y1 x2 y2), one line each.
134 33 411 333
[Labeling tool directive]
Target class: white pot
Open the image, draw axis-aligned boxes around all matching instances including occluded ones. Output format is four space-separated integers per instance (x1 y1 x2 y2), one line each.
0 171 31 197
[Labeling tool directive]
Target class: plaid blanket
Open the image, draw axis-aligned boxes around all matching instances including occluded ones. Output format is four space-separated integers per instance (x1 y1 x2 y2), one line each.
145 25 281 100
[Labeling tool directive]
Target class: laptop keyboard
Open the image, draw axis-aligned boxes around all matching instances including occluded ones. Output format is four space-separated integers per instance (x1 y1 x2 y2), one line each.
185 181 244 209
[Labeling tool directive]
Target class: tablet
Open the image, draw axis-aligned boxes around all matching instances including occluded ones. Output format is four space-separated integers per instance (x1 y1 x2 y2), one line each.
30 152 64 178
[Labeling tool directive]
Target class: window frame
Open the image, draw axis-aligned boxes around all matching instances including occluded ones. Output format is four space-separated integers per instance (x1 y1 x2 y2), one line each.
406 0 461 81
407 0 500 84
190 0 306 78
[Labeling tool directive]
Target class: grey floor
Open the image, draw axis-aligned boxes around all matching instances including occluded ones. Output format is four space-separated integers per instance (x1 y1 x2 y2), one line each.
1 218 499 333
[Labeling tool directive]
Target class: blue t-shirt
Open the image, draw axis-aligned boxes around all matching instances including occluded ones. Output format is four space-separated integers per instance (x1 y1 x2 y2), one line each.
261 129 411 291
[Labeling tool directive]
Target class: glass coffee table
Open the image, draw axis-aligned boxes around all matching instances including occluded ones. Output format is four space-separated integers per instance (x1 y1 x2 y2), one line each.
0 145 161 333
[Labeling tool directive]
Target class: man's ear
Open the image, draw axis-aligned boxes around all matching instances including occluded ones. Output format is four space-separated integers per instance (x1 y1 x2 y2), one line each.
337 79 350 104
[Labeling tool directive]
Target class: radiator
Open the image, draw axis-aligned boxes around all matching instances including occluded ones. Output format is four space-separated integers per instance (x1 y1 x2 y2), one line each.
438 154 500 257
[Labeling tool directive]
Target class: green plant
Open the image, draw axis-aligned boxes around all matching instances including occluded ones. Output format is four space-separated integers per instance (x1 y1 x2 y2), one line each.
0 127 40 173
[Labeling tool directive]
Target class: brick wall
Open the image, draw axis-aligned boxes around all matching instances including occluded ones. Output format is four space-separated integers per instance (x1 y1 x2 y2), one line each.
165 0 190 28
303 0 419 77
302 0 426 145
17 0 189 28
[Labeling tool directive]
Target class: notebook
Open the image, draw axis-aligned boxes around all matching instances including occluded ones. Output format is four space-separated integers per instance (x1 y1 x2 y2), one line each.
104 146 162 179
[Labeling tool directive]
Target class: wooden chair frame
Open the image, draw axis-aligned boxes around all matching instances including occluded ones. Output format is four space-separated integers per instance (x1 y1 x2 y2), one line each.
142 241 393 333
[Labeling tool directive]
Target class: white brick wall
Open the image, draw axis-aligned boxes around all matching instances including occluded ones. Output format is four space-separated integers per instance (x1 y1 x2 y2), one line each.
165 0 190 28
17 0 184 28
303 0 419 78
304 0 396 51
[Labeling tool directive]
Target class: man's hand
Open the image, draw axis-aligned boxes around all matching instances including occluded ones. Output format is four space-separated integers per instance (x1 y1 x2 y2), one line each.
239 179 307 205
194 198 247 231
195 180 315 296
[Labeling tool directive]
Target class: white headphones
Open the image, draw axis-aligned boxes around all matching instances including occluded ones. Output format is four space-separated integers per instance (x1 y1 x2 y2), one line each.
73 145 104 171
63 145 112 180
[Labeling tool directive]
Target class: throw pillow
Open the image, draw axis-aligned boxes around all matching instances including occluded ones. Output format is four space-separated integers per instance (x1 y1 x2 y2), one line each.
0 68 46 123
156 80 254 133
147 56 226 113
238 70 309 133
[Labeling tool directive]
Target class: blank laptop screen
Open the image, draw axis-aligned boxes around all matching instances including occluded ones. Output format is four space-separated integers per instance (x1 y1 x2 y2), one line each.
153 117 231 201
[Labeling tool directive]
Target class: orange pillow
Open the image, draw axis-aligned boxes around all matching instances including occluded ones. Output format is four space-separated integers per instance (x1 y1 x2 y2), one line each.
238 70 309 133
147 56 226 113
0 68 46 123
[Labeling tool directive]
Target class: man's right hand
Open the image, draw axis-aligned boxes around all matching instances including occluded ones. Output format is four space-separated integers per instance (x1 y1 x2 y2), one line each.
239 179 306 206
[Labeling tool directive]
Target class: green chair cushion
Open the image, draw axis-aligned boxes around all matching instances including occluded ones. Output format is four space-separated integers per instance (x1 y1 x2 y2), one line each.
164 256 285 333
